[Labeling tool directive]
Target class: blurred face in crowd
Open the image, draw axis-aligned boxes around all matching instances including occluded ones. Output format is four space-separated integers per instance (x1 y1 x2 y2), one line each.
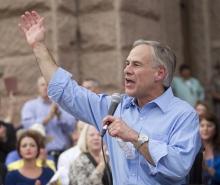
37 77 48 99
87 126 101 153
124 44 165 106
180 69 191 79
19 136 39 160
195 103 207 119
0 124 6 141
199 119 216 142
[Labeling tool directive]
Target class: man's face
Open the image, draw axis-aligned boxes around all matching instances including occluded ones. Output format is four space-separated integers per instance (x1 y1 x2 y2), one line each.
180 69 191 79
37 77 48 99
124 45 160 100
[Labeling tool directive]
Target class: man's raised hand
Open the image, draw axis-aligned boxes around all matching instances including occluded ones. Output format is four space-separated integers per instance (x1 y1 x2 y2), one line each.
19 11 45 47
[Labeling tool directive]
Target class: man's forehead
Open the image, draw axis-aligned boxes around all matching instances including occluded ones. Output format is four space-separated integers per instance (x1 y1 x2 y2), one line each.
127 44 153 60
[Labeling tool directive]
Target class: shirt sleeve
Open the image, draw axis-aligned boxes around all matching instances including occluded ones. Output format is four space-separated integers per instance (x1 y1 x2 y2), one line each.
48 68 110 132
141 111 201 181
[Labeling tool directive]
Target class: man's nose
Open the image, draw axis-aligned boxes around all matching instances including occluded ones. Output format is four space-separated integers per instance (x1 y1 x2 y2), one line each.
124 64 132 74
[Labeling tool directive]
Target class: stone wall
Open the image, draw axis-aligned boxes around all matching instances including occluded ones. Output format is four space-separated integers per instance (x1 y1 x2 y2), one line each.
0 0 218 125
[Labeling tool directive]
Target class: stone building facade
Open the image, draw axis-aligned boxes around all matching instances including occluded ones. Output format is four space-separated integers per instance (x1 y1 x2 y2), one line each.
0 0 219 124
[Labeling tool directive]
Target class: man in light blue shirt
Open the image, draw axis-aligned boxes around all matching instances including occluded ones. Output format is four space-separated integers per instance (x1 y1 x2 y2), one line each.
19 11 201 185
21 76 76 164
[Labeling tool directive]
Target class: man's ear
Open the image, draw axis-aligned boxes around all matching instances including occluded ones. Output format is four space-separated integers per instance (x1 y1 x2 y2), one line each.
154 66 166 81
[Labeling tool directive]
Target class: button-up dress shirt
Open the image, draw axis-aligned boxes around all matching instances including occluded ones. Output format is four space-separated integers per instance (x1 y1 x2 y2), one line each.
48 68 201 185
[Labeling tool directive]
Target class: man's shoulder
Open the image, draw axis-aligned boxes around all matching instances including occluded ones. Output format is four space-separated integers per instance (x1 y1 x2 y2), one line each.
171 96 196 113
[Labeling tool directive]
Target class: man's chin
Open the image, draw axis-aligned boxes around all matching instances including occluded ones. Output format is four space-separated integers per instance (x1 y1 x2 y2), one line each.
125 90 136 97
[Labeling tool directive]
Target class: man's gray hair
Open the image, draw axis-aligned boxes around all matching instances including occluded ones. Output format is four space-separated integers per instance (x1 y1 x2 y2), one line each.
132 39 176 87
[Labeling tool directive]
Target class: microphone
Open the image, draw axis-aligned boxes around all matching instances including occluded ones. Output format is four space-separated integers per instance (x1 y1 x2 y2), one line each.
100 93 122 137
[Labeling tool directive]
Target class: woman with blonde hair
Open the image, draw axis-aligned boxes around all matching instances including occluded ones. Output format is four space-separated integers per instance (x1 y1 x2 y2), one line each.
69 124 112 185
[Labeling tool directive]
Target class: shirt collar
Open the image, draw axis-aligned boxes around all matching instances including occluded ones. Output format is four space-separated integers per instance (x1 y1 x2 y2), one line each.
153 87 174 112
123 87 174 112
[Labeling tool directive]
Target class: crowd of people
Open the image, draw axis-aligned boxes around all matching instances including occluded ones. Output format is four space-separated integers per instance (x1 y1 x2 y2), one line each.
0 76 109 185
0 10 220 185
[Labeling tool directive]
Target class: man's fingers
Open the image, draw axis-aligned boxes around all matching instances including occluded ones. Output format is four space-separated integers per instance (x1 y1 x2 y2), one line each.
38 17 45 28
102 115 115 125
21 14 31 30
31 10 41 21
25 11 35 26
109 128 118 137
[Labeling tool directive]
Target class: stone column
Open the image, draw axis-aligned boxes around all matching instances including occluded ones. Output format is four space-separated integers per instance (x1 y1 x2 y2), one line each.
187 0 211 85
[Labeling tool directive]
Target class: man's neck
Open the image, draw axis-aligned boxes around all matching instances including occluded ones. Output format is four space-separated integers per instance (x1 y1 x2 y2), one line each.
137 86 165 107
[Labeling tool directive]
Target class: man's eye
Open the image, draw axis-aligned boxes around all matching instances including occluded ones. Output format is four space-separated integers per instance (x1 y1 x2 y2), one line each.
125 61 129 66
134 63 140 66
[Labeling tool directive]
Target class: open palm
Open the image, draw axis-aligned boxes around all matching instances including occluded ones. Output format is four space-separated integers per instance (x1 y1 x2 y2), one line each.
19 11 45 46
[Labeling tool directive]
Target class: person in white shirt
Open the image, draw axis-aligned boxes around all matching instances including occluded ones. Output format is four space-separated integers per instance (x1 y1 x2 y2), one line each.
57 79 101 185
57 121 85 185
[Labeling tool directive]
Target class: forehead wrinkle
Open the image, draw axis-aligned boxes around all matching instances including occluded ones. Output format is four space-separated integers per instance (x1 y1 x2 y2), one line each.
127 44 154 65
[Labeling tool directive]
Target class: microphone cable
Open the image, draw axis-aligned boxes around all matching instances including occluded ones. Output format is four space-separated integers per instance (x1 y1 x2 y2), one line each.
101 137 113 185
100 93 122 185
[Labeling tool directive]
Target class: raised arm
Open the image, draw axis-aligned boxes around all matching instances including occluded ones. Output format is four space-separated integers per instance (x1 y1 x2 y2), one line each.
19 11 58 82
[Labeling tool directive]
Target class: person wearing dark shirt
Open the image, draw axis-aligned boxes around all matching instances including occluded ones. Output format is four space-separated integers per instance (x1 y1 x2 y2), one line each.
5 130 55 185
0 162 7 185
0 120 16 164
